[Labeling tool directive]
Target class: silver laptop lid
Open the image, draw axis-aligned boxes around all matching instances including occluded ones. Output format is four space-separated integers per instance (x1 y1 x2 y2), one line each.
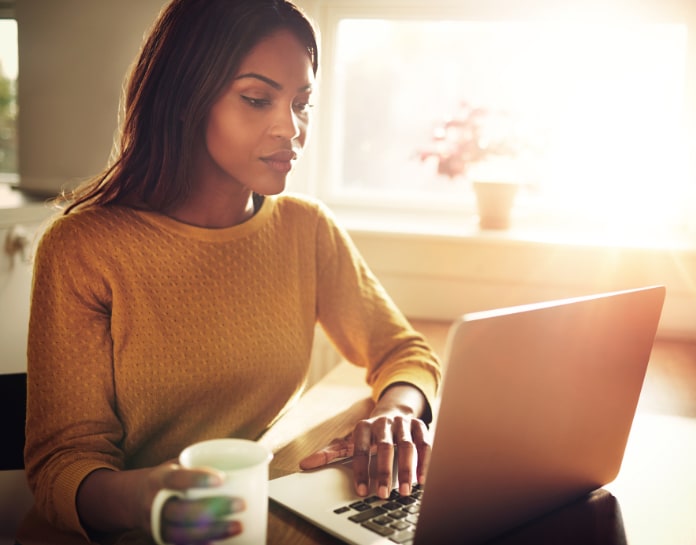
416 285 665 544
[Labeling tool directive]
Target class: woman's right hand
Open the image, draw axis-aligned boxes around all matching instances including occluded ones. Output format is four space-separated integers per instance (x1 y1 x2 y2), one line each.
77 463 246 544
144 463 246 544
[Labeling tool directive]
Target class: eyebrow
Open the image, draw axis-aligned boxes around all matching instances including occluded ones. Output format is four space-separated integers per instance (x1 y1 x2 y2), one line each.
234 72 313 93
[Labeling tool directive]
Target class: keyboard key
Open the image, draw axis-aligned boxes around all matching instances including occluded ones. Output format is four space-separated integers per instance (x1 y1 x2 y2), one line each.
362 521 395 537
349 501 371 511
348 506 387 523
390 520 411 531
333 506 350 514
389 529 416 543
388 509 408 520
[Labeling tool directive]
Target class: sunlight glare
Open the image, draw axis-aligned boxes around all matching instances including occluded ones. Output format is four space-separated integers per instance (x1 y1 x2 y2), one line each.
334 16 693 238
0 20 18 79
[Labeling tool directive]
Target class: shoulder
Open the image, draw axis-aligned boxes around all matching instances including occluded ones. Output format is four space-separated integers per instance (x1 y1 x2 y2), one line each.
36 205 140 257
271 195 361 261
272 193 340 227
43 205 134 235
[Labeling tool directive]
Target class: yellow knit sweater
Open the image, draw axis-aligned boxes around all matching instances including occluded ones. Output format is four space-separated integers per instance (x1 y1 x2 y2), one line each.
21 194 441 544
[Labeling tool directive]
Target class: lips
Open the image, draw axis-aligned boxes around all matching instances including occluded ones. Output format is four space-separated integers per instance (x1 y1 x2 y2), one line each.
261 149 298 173
263 149 297 162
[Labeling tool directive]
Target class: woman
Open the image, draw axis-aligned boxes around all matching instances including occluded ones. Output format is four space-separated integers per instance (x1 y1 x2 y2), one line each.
20 1 441 544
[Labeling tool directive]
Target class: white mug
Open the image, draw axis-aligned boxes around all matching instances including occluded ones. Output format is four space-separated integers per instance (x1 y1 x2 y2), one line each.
151 438 273 545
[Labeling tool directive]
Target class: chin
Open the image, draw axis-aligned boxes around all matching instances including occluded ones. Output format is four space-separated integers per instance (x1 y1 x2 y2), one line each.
254 177 288 196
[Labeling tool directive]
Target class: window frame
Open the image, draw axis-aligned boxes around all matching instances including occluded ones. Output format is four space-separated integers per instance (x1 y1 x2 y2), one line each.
0 2 14 19
0 3 18 185
301 0 696 242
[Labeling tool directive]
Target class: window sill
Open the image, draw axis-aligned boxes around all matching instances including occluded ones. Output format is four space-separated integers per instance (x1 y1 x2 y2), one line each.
335 204 696 253
0 183 56 226
338 207 696 340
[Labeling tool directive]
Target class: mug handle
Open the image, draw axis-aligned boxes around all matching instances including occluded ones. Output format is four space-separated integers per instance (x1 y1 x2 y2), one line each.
151 488 185 545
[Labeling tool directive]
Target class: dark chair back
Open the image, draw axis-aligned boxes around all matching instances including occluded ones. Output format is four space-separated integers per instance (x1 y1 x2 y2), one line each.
0 373 27 470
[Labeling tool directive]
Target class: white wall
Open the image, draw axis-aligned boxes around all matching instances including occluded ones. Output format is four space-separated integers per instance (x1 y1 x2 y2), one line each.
346 228 696 340
0 200 53 373
15 0 167 195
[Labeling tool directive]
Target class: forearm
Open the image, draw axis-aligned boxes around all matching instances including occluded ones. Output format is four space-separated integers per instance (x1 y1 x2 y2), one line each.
374 383 428 420
77 467 150 534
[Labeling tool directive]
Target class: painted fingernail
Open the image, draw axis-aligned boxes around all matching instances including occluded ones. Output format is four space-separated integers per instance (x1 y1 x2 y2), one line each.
197 473 224 487
357 483 368 496
230 498 246 513
228 520 242 537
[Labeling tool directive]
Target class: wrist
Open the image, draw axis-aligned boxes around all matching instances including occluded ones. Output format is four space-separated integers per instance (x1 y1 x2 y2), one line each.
374 383 427 419
77 467 148 534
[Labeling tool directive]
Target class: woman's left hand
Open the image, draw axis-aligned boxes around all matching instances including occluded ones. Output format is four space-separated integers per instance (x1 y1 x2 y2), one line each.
299 384 432 499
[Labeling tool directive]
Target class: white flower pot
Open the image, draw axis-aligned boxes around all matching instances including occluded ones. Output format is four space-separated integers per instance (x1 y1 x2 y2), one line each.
472 181 519 230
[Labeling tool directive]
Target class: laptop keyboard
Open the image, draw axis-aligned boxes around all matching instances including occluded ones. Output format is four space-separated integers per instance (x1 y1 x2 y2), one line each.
332 483 423 544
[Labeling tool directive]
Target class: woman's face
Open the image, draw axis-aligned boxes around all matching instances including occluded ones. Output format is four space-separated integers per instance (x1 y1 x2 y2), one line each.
200 29 315 196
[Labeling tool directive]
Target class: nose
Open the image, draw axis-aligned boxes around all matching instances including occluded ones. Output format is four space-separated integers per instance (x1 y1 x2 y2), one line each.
272 104 302 140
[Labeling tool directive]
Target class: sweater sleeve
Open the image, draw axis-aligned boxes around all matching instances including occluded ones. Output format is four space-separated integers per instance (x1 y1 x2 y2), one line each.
25 215 124 539
313 203 442 419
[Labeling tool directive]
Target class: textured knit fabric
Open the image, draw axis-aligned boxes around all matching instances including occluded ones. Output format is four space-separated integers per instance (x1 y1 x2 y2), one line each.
20 194 441 544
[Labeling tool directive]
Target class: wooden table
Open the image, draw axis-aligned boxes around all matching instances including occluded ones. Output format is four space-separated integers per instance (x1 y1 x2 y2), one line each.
259 361 696 545
259 363 371 545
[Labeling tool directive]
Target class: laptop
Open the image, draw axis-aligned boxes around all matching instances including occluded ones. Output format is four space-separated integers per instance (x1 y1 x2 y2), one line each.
269 285 666 544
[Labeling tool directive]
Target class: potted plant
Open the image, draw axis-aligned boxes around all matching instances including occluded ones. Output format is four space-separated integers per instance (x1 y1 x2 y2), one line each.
419 101 534 229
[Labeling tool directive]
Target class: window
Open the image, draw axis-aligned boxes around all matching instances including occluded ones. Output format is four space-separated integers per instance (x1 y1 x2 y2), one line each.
0 17 17 183
309 1 696 242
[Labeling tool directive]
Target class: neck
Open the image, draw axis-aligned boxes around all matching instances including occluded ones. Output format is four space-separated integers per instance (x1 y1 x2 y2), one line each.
165 191 257 229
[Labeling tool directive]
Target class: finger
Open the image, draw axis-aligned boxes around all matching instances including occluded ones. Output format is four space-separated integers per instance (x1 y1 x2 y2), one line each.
372 417 395 499
162 495 245 525
299 437 354 470
393 417 415 496
412 419 432 485
160 465 226 491
352 421 372 497
162 517 242 545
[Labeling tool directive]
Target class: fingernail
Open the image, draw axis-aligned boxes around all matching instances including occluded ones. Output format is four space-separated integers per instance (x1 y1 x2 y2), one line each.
200 471 225 487
196 475 213 487
228 520 242 537
378 485 389 499
230 498 246 513
399 482 411 496
357 483 368 496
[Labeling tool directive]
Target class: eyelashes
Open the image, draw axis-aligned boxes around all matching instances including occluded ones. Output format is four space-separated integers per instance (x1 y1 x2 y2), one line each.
241 95 314 114
241 96 271 108
294 102 314 114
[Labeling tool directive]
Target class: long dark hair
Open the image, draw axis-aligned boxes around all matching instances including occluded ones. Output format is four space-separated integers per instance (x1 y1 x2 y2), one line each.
60 0 318 215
